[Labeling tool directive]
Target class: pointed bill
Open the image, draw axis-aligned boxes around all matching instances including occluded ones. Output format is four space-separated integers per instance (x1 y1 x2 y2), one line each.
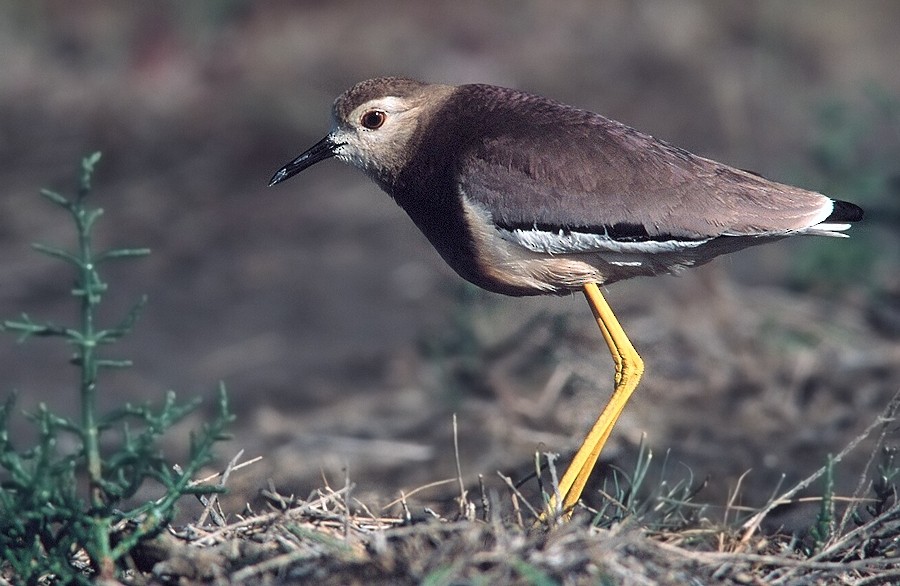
269 135 342 186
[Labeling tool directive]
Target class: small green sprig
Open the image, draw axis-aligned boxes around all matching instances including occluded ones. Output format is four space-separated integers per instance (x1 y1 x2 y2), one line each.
809 454 836 552
0 153 233 583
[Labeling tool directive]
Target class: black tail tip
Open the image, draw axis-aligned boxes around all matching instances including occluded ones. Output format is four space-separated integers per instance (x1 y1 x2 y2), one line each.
827 200 864 222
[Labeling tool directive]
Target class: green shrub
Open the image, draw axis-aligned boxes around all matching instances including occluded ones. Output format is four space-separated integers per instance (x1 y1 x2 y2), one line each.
0 153 233 583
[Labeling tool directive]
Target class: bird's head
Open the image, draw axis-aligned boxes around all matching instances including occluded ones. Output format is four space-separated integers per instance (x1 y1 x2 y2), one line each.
269 77 454 188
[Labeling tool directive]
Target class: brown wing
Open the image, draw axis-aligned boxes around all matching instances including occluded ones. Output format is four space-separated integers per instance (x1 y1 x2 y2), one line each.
453 84 834 240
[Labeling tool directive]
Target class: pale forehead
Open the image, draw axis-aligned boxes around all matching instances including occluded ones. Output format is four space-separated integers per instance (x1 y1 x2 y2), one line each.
345 96 410 118
332 77 429 121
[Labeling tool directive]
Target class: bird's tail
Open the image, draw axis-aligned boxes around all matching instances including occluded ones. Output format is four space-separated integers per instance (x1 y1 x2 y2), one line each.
803 199 864 237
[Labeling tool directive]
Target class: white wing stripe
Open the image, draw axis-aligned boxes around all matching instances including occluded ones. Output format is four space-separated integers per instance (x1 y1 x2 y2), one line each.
498 227 711 255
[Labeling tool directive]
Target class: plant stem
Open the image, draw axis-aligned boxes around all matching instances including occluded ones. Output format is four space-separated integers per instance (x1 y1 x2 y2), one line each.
72 201 111 567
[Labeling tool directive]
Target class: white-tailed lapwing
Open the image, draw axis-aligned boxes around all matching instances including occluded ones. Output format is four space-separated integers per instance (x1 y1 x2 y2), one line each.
269 77 864 517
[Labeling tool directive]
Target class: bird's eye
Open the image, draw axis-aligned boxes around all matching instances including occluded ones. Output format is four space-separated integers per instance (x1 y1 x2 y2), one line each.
360 110 386 130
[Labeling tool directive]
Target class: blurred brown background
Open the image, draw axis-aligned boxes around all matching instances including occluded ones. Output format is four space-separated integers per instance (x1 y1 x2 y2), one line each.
2 1 899 525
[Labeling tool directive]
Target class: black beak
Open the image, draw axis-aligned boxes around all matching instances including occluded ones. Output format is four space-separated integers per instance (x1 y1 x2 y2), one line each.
268 135 341 187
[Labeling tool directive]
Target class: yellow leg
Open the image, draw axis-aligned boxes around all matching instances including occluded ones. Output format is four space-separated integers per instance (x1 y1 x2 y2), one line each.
548 282 644 517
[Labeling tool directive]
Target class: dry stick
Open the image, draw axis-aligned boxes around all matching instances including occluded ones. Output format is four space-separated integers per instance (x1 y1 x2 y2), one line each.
381 478 458 511
352 497 380 523
190 485 354 547
261 480 293 511
231 549 323 583
658 494 867 517
722 469 752 533
175 452 264 519
740 399 896 544
343 462 352 540
715 467 755 573
172 461 219 526
510 490 524 528
399 491 412 523
498 471 541 521
362 519 483 541
855 567 900 586
544 451 564 518
654 538 900 574
453 413 470 519
197 449 245 527
533 452 546 509
190 454 263 486
478 474 490 522
593 487 629 519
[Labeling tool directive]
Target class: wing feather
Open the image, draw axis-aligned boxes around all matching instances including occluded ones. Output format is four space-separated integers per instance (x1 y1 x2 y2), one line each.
452 84 835 242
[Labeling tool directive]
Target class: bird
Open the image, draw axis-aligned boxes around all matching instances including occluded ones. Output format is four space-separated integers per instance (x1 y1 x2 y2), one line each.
268 77 864 518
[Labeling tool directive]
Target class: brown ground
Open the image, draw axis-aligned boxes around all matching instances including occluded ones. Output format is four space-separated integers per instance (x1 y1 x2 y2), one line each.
1 2 900 583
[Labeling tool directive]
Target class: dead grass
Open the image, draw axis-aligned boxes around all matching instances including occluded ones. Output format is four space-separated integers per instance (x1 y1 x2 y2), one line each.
95 390 900 585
